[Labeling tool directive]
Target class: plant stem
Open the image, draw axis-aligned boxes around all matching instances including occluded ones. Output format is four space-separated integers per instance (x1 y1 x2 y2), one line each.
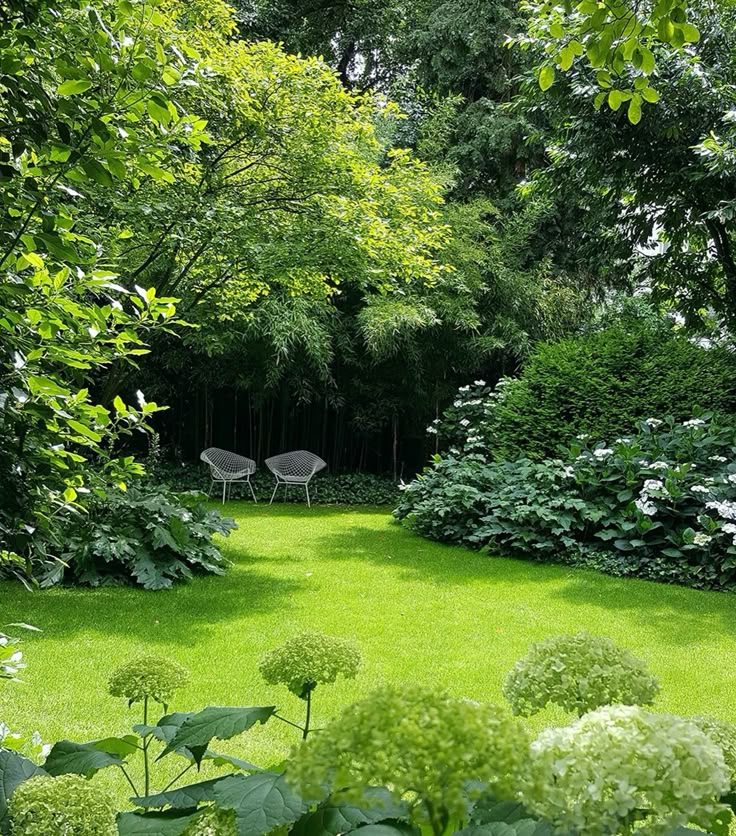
119 764 140 798
303 688 312 740
142 696 151 797
162 762 194 793
273 712 304 732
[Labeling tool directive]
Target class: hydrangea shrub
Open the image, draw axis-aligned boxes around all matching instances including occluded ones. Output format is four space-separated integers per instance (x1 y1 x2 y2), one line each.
259 631 362 698
288 684 529 832
525 705 730 836
108 654 190 706
503 632 660 717
397 415 736 590
9 774 117 835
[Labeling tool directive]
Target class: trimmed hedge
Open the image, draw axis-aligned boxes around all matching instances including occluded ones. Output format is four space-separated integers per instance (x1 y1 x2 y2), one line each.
440 324 736 460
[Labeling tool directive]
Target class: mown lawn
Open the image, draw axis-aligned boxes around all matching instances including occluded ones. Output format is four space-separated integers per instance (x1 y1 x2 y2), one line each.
2 504 735 805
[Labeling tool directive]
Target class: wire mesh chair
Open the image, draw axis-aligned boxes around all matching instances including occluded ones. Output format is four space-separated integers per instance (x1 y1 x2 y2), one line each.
265 450 327 507
200 447 257 504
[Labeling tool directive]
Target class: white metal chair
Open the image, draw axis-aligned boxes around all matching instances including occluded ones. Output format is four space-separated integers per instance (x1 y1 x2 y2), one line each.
200 447 257 504
265 450 326 507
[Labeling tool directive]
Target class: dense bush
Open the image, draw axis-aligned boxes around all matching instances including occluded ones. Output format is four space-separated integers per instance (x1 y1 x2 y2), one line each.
431 322 736 459
147 461 400 505
398 415 736 591
58 486 236 590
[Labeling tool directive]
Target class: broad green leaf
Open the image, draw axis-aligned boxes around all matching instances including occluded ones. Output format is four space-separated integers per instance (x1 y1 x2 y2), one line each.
0 750 45 832
43 740 124 777
132 777 225 809
291 788 409 836
160 706 276 766
608 90 625 111
212 772 307 836
538 65 555 91
680 23 700 43
641 87 660 103
91 736 139 758
628 95 642 125
57 79 92 96
66 419 103 442
116 810 199 836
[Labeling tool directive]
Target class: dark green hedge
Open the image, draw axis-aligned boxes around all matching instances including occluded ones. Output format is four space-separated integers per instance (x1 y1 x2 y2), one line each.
487 325 736 458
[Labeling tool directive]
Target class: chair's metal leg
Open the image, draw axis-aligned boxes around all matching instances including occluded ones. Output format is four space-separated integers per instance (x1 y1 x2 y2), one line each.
222 481 226 505
249 478 257 503
208 480 214 498
270 482 279 505
305 482 311 508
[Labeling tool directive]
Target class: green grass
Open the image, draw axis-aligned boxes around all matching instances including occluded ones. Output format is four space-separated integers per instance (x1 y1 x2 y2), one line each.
2 504 736 805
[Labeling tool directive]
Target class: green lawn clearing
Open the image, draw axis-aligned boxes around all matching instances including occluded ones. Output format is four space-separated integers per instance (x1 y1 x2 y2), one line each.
2 504 735 805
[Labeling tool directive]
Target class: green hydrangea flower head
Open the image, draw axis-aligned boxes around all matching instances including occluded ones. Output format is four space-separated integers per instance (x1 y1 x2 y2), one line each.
525 704 729 835
259 631 361 698
693 716 736 789
108 653 190 706
288 684 530 830
184 806 237 835
9 774 117 835
503 632 660 717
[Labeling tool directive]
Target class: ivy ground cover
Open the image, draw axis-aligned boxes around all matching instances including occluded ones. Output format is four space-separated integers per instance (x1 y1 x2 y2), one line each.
1 505 735 804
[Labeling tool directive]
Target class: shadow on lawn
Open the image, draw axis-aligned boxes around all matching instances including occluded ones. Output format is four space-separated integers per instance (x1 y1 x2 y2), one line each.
0 567 305 645
312 517 736 646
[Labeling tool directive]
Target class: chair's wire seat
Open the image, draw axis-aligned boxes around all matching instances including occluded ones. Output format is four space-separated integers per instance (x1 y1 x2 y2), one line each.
200 447 257 504
265 450 326 507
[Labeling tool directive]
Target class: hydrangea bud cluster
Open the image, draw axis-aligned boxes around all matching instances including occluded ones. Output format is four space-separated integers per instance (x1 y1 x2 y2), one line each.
525 705 729 835
259 631 362 697
288 684 529 828
503 632 660 717
108 653 190 705
9 774 117 835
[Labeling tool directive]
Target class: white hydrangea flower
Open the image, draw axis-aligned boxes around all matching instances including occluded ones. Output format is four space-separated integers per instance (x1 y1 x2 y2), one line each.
683 418 706 427
694 533 713 546
635 498 657 516
453 400 462 408
709 455 728 463
614 437 631 444
593 448 614 458
649 461 669 471
562 466 575 479
459 386 470 393
644 418 663 428
459 418 471 427
728 474 736 484
576 433 590 441
426 426 438 435
722 523 736 535
691 485 711 494
525 705 729 836
708 500 736 520
643 479 665 493
474 379 486 386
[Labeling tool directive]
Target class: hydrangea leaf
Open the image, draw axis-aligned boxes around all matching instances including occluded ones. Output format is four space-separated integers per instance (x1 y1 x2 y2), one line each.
159 706 276 766
291 787 409 836
132 776 225 809
116 809 199 835
43 740 125 777
211 771 307 836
